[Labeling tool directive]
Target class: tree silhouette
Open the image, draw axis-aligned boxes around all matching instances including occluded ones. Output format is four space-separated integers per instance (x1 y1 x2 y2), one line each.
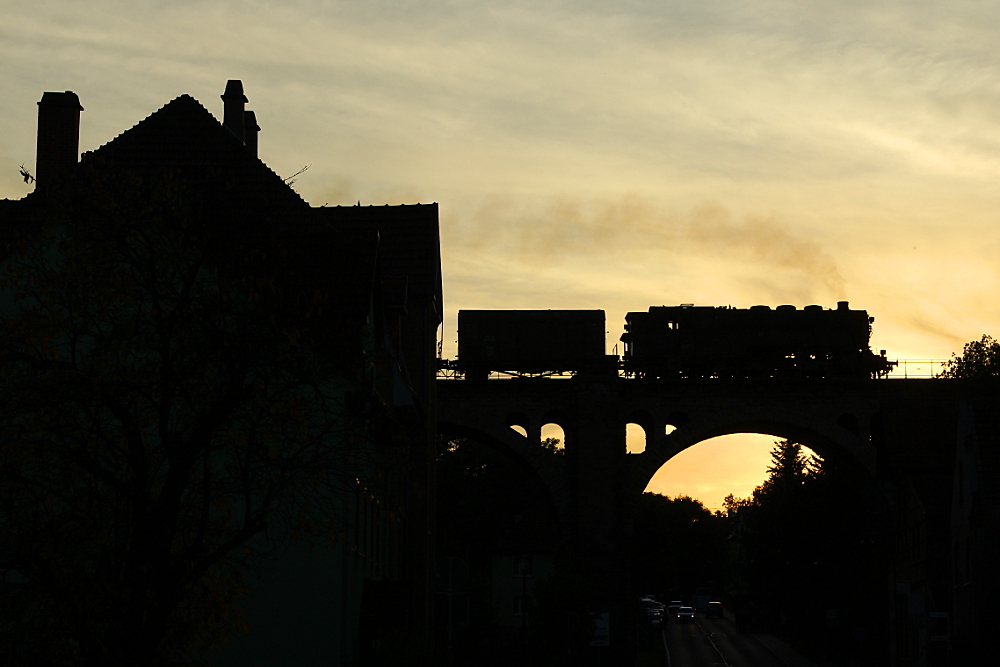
540 436 564 455
939 334 1000 378
0 166 370 666
630 492 728 600
727 440 888 662
754 439 819 501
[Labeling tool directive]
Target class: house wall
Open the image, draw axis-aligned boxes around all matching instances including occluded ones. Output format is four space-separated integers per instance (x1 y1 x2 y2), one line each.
948 397 1000 662
211 478 395 667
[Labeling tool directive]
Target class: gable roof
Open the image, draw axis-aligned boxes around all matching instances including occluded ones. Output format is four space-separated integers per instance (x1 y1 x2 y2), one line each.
84 94 319 238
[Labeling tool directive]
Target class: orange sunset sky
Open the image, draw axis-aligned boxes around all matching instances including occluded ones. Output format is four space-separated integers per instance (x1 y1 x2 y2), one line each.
4 1 999 509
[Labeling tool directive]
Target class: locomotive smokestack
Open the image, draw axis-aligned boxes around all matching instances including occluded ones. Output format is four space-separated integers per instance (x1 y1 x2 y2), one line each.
837 301 849 311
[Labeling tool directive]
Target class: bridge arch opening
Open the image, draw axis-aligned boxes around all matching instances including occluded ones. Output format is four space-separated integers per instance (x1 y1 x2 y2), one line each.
644 433 783 511
641 424 883 513
624 409 655 454
626 423 647 454
635 428 891 654
539 409 570 454
541 422 565 453
505 411 530 439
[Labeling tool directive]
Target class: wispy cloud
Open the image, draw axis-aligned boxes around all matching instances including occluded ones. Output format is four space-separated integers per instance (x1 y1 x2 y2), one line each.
447 195 844 292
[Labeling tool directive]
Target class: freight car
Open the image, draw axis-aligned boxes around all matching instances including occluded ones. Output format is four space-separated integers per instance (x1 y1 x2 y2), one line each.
620 302 894 379
457 310 606 379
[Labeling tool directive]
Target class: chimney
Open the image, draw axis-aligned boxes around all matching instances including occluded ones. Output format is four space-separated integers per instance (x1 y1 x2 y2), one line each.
221 79 247 143
35 91 83 195
243 110 260 158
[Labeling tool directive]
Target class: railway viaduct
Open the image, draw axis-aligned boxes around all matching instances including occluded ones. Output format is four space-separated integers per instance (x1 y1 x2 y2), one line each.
436 371 993 663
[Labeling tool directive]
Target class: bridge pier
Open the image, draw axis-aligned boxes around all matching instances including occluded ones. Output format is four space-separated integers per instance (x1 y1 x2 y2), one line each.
565 381 637 664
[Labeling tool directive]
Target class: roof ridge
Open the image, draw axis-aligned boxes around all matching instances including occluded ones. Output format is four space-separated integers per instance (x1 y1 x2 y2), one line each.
87 94 215 157
82 93 311 210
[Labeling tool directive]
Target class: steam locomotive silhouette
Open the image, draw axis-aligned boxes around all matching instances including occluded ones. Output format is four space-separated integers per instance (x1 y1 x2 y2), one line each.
456 302 894 379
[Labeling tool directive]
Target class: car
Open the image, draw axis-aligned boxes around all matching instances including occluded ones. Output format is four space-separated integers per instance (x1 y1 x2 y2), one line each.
667 600 683 615
676 606 696 623
639 597 665 628
705 601 724 618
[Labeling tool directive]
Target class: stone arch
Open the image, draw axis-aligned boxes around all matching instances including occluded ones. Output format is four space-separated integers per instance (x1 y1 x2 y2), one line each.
437 419 572 535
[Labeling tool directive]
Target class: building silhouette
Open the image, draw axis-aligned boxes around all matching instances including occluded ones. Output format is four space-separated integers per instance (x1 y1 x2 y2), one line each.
0 81 441 666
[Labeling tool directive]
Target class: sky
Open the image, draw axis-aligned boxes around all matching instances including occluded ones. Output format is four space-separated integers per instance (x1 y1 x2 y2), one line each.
4 0 1000 509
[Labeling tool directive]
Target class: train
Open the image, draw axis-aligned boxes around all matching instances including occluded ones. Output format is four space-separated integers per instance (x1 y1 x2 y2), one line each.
454 302 895 380
456 309 607 380
621 302 895 379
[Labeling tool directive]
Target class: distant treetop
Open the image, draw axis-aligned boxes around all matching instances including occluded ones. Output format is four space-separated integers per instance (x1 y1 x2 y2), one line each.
939 335 1000 378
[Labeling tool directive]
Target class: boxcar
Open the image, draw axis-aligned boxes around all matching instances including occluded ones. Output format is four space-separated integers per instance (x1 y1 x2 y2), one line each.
457 310 606 378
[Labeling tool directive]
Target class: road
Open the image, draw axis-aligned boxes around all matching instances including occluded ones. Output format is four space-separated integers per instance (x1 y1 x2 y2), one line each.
660 614 804 667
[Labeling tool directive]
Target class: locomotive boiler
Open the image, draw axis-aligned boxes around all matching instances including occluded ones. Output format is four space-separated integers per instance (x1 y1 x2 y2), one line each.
620 302 894 379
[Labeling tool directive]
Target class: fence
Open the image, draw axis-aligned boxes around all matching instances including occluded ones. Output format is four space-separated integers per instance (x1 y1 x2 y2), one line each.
437 359 950 380
884 360 947 379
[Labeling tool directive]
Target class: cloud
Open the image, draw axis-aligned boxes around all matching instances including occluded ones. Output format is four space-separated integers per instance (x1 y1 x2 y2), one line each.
685 203 845 294
446 194 844 295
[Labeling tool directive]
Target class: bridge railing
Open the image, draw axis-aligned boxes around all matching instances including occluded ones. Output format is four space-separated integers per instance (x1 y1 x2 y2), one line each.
436 365 576 380
436 360 578 380
436 359 951 380
883 360 947 379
